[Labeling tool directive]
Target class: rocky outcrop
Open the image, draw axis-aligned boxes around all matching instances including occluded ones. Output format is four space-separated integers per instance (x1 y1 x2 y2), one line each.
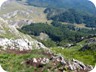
70 59 93 71
0 38 47 51
23 57 50 68
0 17 47 51
80 38 96 51
80 43 96 51
2 10 32 19
0 0 47 28
22 51 93 72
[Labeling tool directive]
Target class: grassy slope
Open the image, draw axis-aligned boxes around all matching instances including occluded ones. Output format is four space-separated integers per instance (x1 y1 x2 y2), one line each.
0 17 35 40
0 49 46 72
51 39 96 66
0 1 48 40
0 1 50 24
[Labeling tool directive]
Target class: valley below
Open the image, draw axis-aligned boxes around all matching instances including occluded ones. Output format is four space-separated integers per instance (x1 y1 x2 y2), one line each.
0 0 96 72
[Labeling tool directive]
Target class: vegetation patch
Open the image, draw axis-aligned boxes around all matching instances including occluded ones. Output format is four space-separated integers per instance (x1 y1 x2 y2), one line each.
51 42 96 66
19 22 96 47
0 49 48 72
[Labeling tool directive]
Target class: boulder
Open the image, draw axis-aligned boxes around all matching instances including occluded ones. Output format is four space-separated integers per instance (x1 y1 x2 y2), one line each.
41 58 49 64
72 59 86 70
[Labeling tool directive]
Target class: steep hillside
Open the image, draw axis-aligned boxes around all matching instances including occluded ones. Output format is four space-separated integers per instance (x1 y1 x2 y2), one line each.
51 37 96 66
0 49 93 72
0 1 49 28
0 1 47 51
25 0 96 15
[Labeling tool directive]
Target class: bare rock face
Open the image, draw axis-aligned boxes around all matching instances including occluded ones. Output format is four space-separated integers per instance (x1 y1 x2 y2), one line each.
0 38 47 51
70 59 93 71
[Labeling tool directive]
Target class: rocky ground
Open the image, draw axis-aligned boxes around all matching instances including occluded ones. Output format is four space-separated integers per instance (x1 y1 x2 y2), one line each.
0 48 93 72
0 38 46 51
22 50 93 72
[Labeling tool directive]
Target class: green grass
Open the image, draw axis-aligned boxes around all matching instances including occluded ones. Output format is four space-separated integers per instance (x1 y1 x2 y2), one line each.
0 1 49 23
0 49 47 72
51 41 96 66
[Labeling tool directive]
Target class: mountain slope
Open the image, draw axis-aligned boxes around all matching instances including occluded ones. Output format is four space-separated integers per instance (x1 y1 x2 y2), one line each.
0 0 95 72
25 0 96 15
0 1 47 50
0 0 49 27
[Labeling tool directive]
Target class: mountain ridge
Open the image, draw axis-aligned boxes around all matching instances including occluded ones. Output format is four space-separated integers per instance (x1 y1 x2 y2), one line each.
23 0 96 15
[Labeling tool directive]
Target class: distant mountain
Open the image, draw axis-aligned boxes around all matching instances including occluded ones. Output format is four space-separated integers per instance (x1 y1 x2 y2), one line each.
24 0 96 15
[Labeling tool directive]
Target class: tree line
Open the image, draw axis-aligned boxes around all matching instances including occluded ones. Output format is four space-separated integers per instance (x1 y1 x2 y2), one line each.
19 22 96 47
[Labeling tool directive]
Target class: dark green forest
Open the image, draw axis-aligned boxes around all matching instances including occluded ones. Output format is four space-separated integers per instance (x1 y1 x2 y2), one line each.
19 22 96 47
44 8 96 28
16 0 96 67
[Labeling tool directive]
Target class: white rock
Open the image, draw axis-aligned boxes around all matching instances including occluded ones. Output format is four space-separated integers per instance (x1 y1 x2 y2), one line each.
33 58 37 63
72 59 86 70
0 38 46 51
41 58 49 64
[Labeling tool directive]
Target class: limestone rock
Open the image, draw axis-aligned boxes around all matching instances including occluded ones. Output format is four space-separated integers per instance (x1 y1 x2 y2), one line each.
0 38 47 51
23 52 93 72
